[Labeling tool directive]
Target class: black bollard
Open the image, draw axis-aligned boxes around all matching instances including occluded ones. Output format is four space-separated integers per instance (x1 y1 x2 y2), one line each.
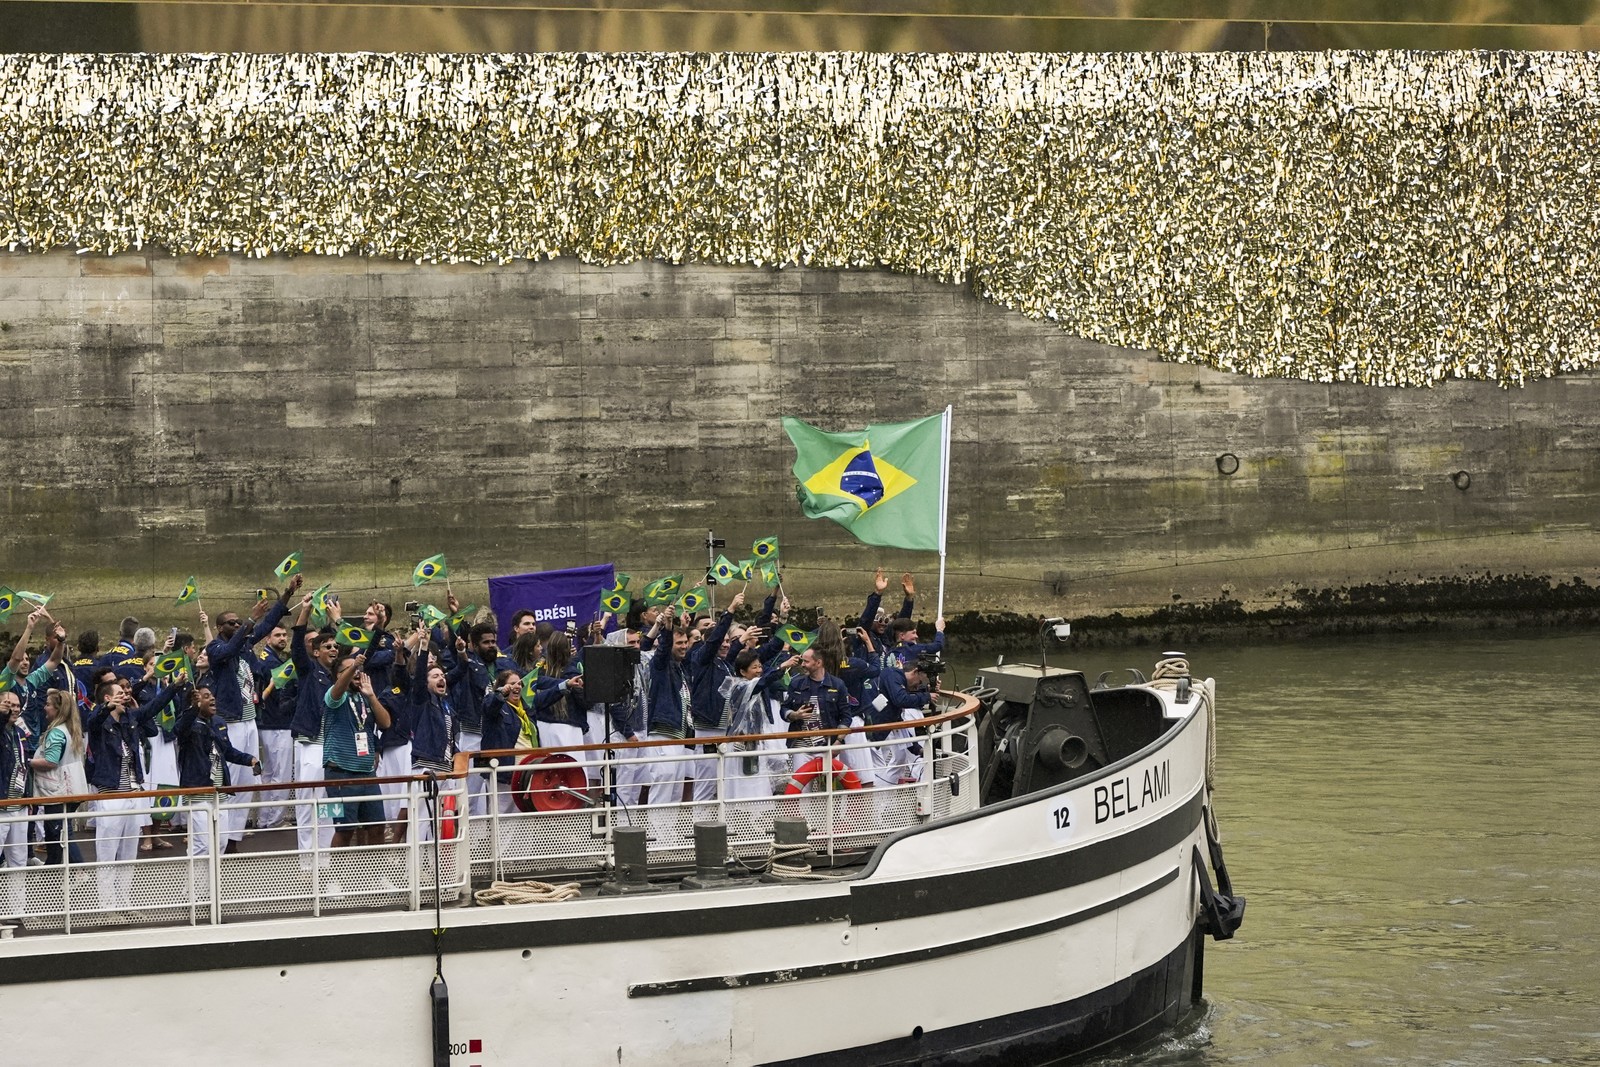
682 821 732 890
600 825 662 896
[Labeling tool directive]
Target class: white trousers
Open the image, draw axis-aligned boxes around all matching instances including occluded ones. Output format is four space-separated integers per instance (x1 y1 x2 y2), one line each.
376 743 413 821
91 794 143 910
0 816 29 917
187 796 219 858
257 729 294 828
294 741 335 857
642 733 693 840
221 720 261 842
459 729 487 817
611 744 652 810
688 730 718 807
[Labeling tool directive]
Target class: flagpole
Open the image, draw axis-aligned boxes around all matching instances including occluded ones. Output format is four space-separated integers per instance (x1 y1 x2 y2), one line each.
935 405 952 624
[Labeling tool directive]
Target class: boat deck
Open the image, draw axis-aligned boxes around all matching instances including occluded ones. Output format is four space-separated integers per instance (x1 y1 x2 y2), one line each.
0 701 979 938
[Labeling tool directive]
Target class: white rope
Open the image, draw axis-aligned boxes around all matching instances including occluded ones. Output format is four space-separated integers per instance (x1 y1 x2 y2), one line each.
1147 656 1217 793
473 878 583 906
762 842 854 882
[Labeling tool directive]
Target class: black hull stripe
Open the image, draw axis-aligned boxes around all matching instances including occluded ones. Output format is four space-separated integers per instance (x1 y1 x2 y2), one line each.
850 786 1203 924
629 865 1181 997
759 921 1206 1067
2 791 1202 986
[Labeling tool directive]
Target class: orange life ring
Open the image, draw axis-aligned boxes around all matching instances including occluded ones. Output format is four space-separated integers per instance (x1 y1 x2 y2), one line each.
439 792 458 840
782 755 863 795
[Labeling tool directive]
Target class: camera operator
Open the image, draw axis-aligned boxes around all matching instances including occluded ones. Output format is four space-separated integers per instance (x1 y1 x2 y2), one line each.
873 652 943 788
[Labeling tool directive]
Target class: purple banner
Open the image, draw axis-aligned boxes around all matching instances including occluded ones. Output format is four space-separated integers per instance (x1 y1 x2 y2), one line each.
487 563 616 649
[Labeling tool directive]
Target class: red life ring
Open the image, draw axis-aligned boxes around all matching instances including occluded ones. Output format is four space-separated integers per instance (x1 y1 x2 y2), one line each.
510 753 589 812
782 755 863 795
439 792 458 840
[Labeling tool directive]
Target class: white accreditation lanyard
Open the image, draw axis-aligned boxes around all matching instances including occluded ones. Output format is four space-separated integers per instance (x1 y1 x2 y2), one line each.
350 693 371 758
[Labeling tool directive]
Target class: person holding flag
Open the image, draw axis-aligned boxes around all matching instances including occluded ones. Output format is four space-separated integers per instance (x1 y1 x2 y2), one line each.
288 590 340 862
404 629 464 841
677 590 746 818
84 673 184 916
320 650 392 857
205 576 304 851
252 623 298 830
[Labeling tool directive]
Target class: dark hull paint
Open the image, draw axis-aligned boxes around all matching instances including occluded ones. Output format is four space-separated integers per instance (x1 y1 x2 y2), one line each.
762 923 1206 1067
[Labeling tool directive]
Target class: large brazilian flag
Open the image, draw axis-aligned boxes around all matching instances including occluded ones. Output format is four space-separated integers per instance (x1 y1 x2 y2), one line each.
782 413 945 551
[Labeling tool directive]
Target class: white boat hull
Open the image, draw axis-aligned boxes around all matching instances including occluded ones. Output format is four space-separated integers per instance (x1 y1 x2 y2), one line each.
2 695 1220 1066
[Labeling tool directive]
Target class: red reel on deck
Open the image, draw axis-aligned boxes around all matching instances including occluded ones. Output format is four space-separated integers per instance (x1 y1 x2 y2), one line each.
510 753 589 812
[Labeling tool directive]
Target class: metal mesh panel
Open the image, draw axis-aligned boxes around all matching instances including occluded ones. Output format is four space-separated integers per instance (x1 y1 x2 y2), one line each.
3 724 978 936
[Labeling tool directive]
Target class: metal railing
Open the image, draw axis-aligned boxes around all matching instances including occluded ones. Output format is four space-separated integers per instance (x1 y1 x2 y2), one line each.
0 692 978 936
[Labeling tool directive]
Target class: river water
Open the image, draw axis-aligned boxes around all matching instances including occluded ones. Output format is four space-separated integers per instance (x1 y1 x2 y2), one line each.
954 629 1600 1067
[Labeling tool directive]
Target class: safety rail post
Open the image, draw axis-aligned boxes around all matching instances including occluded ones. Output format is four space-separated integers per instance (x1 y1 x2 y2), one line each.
917 719 936 817
59 810 74 935
601 749 616 855
451 780 470 897
311 797 323 918
488 758 502 884
715 737 728 828
209 797 222 925
408 779 422 912
823 732 836 860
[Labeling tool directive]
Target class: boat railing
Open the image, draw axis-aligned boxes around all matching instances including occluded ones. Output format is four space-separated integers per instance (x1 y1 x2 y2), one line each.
0 691 979 937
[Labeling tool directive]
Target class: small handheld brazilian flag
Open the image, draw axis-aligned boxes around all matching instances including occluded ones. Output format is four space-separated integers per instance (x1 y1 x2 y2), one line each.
0 667 15 694
760 560 781 586
642 574 683 606
153 651 188 679
271 660 297 690
610 572 631 591
737 559 756 581
174 576 200 607
600 589 631 615
274 551 303 580
520 667 542 709
0 587 16 621
413 554 448 587
417 604 447 628
307 583 333 629
752 536 780 561
779 626 816 653
15 590 51 608
676 586 709 614
710 555 739 585
448 604 478 629
335 622 373 649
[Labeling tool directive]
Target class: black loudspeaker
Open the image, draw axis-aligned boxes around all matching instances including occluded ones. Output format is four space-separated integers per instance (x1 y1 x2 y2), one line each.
583 644 640 704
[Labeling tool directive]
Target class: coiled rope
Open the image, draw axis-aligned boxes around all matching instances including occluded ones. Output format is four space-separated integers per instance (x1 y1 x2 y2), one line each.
1148 657 1216 793
474 879 583 906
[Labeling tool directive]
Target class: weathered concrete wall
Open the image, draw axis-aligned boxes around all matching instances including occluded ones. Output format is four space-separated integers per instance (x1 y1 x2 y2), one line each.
3 250 1600 632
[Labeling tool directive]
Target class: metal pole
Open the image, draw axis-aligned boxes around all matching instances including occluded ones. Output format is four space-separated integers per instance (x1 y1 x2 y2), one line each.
408 780 422 912
208 798 222 925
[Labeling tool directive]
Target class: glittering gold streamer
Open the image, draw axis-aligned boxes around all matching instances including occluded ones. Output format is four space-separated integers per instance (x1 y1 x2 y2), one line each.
3 51 1599 385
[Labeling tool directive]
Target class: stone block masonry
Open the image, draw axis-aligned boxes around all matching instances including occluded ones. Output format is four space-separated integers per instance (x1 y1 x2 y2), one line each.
3 250 1600 635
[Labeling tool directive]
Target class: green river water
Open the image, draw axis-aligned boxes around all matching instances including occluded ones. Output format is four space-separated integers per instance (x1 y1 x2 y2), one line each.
953 629 1600 1067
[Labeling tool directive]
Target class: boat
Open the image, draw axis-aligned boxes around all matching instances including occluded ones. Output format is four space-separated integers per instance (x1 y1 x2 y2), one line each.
0 650 1244 1066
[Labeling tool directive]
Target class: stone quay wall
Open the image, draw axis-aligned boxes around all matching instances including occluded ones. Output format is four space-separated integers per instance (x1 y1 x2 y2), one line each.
3 250 1599 635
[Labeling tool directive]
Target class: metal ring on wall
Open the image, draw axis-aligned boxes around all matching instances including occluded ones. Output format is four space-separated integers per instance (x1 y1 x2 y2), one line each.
1450 470 1471 491
1215 453 1240 476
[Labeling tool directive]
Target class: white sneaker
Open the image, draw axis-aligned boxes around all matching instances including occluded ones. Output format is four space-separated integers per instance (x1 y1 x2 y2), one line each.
26 856 43 867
